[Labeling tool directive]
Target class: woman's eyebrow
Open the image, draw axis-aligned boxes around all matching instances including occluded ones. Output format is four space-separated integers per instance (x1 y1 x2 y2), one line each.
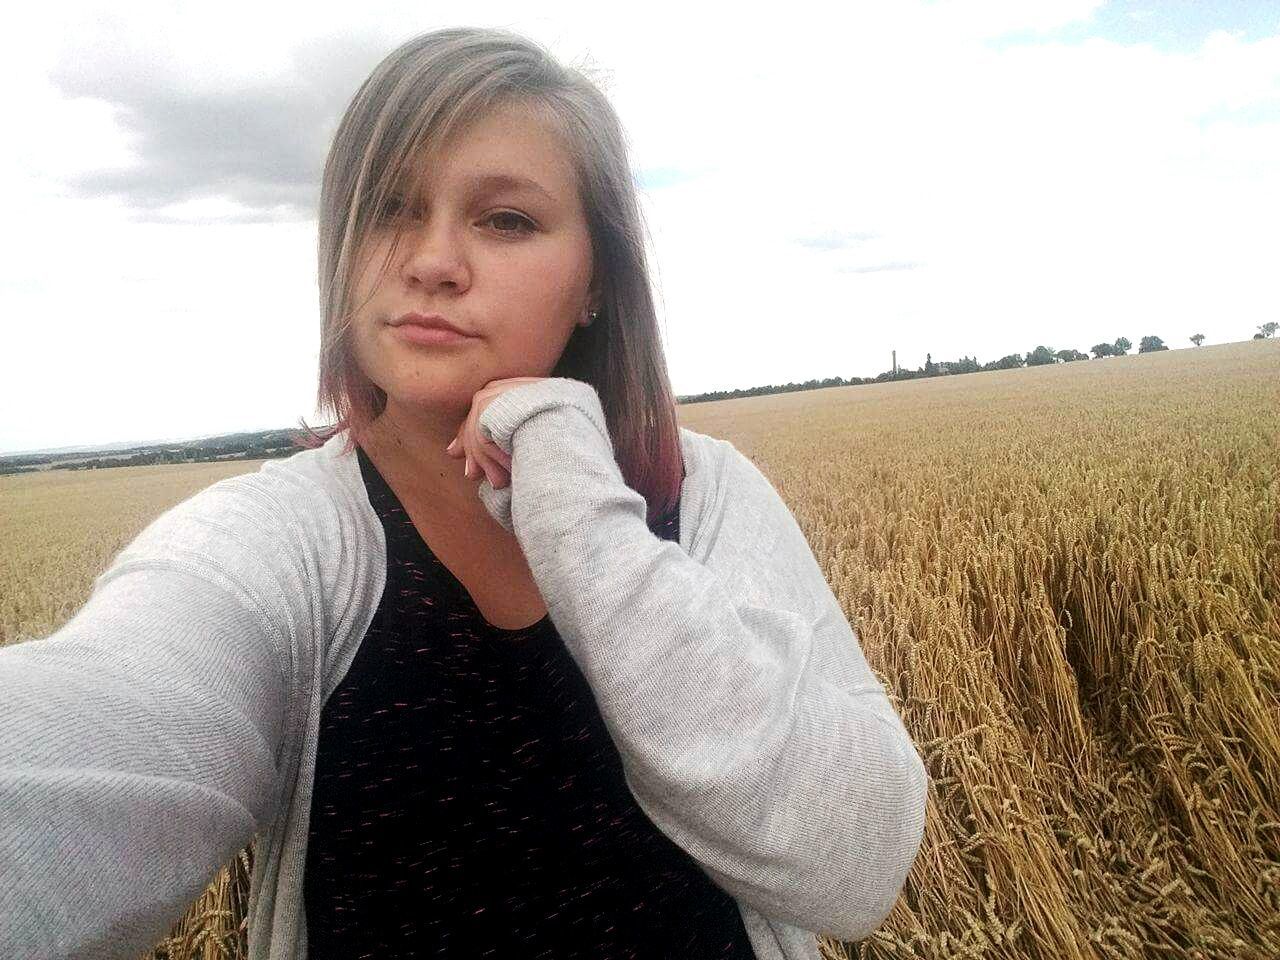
399 172 558 204
470 173 557 203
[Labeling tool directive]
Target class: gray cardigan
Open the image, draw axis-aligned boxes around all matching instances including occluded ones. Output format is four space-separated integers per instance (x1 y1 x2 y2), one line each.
0 376 929 959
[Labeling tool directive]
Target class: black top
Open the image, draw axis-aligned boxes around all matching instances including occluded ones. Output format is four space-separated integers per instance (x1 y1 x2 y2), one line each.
303 445 756 958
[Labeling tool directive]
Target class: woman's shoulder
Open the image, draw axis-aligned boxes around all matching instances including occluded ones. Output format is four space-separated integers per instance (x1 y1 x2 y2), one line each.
675 424 769 501
675 424 735 479
673 425 767 553
104 432 383 610
674 424 820 609
138 438 356 540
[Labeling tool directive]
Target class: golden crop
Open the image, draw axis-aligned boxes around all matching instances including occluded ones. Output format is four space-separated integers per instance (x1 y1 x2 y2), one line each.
3 339 1277 959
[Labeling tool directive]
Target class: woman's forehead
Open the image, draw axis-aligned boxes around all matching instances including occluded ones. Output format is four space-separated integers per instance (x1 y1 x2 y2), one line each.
393 105 576 199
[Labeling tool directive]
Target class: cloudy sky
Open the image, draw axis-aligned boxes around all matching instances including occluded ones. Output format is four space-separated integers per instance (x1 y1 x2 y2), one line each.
3 1 1277 454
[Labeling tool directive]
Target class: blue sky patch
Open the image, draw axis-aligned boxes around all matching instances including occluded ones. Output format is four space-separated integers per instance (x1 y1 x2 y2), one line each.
992 1 1279 53
634 166 705 190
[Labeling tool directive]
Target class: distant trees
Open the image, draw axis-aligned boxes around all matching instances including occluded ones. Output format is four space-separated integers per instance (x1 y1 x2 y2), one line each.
826 326 1208 385
667 321 1265 408
983 353 1025 371
1085 335 1183 358
1139 335 1168 353
858 327 1217 382
939 356 981 374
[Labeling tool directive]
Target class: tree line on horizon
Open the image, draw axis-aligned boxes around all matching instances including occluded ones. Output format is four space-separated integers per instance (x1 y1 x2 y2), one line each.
677 322 1278 405
6 325 1275 472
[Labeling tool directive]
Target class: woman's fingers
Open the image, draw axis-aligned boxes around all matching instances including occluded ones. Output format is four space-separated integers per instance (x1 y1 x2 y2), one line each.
484 439 512 471
481 439 512 488
466 446 511 489
449 416 511 489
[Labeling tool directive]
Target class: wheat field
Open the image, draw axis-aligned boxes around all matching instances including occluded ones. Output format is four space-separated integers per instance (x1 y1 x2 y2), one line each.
2 339 1277 959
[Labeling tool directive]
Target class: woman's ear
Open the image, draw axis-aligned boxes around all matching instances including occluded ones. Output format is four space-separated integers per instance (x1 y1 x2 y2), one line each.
581 276 602 325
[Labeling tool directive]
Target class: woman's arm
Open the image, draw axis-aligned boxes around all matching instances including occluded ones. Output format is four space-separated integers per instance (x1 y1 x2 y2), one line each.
475 378 929 943
0 472 306 960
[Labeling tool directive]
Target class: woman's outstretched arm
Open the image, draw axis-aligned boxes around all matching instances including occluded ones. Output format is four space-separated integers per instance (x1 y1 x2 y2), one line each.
0 473 308 960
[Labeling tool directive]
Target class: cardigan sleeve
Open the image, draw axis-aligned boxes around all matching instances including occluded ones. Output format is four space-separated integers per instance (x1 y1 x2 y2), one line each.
0 470 314 960
476 377 929 943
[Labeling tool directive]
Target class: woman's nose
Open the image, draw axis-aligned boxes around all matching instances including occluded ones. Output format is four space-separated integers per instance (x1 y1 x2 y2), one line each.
399 218 470 290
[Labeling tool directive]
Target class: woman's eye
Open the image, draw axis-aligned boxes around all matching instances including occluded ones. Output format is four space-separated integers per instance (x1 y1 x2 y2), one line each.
374 199 533 235
486 211 536 235
377 196 406 220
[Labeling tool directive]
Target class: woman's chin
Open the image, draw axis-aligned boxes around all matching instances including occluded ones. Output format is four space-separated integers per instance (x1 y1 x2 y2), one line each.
386 385 477 410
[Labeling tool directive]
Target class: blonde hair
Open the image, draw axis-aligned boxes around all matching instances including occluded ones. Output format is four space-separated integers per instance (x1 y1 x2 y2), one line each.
296 26 683 524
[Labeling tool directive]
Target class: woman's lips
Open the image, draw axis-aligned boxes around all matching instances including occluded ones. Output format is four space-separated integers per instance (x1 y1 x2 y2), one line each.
393 324 477 346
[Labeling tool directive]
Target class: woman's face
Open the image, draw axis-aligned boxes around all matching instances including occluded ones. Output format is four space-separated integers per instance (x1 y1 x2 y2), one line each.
347 101 597 418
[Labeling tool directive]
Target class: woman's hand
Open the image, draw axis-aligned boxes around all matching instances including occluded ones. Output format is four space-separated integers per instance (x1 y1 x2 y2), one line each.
444 376 544 489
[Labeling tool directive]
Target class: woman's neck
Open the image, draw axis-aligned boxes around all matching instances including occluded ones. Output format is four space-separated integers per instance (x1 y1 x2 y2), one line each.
361 404 492 524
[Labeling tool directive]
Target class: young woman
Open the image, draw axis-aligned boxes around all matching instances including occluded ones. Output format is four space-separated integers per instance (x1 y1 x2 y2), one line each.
0 26 929 960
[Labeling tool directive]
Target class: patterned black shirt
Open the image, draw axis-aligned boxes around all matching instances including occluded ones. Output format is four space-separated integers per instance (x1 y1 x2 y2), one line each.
303 445 756 959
